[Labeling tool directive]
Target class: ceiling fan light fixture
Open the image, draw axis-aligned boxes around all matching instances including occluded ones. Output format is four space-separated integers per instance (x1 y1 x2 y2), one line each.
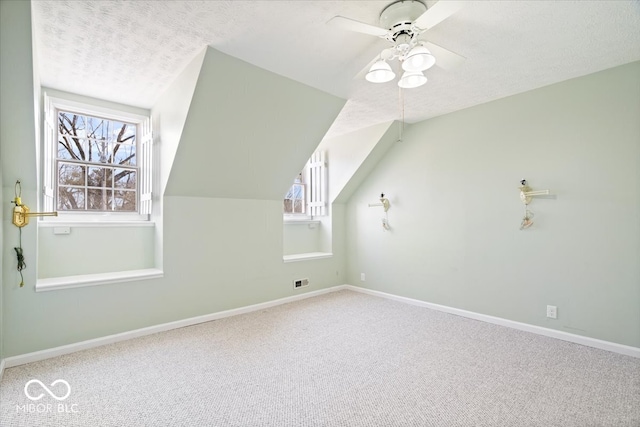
398 70 427 89
366 59 396 83
402 45 436 72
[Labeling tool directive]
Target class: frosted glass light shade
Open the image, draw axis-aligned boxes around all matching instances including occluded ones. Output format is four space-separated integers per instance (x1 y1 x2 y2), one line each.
402 45 436 72
398 71 427 89
366 60 395 83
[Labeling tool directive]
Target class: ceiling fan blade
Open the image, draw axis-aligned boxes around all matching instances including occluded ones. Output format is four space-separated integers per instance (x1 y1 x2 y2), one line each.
424 41 466 70
414 1 465 31
327 16 388 37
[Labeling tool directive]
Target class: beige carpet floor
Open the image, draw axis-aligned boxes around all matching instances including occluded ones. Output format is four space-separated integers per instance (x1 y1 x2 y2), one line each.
1 289 639 426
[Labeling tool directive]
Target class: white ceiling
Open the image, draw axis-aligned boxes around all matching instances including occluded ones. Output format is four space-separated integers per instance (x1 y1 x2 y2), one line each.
31 1 640 137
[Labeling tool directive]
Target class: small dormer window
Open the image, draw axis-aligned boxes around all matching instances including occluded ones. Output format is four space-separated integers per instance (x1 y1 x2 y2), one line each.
283 150 327 219
284 173 306 215
42 94 153 221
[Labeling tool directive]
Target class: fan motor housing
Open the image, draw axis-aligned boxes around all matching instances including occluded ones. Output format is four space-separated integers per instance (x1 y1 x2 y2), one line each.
380 0 427 39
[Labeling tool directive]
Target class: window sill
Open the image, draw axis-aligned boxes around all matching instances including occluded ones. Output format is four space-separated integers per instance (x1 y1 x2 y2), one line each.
39 221 155 228
283 219 319 224
283 252 333 263
36 268 163 292
283 219 320 229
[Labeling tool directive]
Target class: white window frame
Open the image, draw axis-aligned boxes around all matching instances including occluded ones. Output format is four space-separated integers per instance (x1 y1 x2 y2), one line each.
284 150 327 221
42 94 153 223
283 173 306 217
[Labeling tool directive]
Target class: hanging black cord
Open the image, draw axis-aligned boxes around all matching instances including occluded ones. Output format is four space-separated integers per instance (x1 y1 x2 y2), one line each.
15 227 25 287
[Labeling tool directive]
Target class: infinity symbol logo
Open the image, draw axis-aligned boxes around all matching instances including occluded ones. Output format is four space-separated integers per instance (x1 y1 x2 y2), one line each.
24 379 71 401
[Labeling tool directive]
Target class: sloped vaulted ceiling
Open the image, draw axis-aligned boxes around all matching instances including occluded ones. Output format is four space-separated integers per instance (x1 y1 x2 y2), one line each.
164 47 346 200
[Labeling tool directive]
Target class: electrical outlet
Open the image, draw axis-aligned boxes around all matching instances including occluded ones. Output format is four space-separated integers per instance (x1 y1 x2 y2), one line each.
293 278 309 289
360 273 366 281
546 305 557 319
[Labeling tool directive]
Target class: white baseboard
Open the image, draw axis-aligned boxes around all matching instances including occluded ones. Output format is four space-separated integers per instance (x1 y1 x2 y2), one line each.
4 285 348 368
344 285 640 359
4 283 637 369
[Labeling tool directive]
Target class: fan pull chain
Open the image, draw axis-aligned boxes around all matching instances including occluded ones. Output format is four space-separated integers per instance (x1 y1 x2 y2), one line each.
398 87 405 142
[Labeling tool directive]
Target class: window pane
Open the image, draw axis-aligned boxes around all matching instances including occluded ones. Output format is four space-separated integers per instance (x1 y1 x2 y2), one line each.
86 116 108 142
58 112 87 138
57 137 88 161
113 190 136 211
54 107 143 215
87 166 112 188
285 187 293 199
285 183 303 200
114 169 136 189
58 186 85 210
87 188 111 211
88 139 111 163
58 163 85 186
109 121 136 144
283 183 304 214
113 142 136 166
293 184 303 200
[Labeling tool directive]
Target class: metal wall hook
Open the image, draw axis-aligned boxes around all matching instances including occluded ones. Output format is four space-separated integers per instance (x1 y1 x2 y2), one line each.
369 192 391 231
518 179 551 230
519 179 550 205
369 193 390 212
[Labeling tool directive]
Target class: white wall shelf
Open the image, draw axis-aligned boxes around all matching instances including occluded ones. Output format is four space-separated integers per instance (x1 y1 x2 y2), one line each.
36 269 164 292
283 252 333 263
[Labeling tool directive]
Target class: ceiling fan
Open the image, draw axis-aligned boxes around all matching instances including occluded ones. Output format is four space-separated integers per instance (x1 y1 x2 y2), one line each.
328 0 466 88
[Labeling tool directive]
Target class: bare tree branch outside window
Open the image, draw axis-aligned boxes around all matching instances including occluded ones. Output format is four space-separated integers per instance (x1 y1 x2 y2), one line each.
57 111 137 212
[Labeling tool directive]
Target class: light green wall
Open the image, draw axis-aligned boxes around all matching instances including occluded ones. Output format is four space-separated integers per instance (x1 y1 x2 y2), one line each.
3 196 348 356
0 151 3 361
37 226 155 278
283 223 322 255
282 121 398 257
1 11 348 356
346 61 640 348
169 47 345 260
317 121 397 204
150 47 206 273
165 48 346 200
1 0 39 360
2 1 637 359
0 138 3 362
152 49 206 197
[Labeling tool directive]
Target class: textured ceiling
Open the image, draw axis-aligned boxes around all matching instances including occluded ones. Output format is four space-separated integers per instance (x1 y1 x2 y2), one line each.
32 1 640 137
